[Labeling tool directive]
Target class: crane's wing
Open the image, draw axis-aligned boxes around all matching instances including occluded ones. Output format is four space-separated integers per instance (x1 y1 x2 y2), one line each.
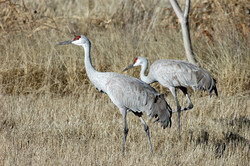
150 60 217 96
105 73 171 128
105 73 156 111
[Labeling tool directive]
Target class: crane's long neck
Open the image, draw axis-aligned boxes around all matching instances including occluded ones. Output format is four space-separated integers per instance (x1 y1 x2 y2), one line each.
82 42 109 92
140 61 154 84
83 42 97 76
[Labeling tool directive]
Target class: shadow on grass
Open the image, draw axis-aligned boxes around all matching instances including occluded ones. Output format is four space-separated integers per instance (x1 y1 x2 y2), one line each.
188 117 249 158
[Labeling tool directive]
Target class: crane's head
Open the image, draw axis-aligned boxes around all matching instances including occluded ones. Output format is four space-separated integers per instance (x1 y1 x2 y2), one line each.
57 35 91 47
123 56 147 72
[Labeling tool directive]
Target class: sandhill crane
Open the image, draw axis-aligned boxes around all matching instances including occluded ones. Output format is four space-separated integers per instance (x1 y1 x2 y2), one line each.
123 56 218 137
57 36 172 155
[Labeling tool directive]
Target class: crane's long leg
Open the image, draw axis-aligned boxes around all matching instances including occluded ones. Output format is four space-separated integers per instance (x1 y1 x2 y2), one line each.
169 87 181 139
139 117 153 155
180 87 193 111
122 112 129 153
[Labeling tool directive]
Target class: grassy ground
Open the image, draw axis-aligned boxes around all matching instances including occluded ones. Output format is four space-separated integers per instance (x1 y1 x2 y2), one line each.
0 0 249 165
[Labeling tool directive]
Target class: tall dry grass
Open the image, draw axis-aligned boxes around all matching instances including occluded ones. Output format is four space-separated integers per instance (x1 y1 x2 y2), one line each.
0 0 249 165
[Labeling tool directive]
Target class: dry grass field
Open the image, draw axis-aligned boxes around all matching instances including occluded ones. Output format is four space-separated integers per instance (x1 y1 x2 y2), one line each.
0 0 249 165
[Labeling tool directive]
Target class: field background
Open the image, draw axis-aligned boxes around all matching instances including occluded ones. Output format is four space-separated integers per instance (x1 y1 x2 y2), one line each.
0 0 249 165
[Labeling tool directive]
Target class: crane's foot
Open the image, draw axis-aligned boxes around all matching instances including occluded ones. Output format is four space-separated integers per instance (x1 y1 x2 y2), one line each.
181 104 193 111
172 104 193 113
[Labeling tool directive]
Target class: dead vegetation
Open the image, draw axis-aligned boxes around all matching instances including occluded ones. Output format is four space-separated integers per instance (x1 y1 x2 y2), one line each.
0 0 249 165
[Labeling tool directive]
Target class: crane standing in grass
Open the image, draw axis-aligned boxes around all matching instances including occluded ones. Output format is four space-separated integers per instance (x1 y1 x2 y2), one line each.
123 56 218 137
57 36 172 155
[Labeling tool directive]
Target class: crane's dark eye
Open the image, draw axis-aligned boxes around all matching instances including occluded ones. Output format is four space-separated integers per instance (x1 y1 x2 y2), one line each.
73 36 81 41
134 57 138 63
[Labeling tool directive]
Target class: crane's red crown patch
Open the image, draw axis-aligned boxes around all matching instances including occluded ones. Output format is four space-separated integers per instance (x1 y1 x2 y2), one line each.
74 36 81 41
134 57 138 63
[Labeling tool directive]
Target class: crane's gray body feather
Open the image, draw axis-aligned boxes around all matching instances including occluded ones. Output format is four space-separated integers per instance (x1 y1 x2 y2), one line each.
149 59 217 96
105 73 171 129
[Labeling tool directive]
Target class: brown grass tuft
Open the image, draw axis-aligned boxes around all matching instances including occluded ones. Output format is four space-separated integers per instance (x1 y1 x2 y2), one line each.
0 0 249 165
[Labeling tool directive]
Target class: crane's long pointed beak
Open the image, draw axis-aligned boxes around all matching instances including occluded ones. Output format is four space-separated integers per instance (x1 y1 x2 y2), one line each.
57 40 72 45
122 63 134 72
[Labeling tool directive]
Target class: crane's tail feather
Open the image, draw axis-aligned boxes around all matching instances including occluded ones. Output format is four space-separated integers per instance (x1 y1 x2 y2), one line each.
212 79 218 96
196 70 218 97
149 94 172 129
214 86 218 96
208 78 218 97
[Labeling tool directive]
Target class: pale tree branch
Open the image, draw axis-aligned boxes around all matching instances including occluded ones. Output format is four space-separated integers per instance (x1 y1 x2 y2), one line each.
169 0 200 66
169 0 184 22
184 0 190 19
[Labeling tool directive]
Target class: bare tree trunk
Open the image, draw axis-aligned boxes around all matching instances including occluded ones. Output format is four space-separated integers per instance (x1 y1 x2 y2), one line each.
169 0 200 66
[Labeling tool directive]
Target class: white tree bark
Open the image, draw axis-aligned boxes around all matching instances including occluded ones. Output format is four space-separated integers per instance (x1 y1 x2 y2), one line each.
169 0 200 66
